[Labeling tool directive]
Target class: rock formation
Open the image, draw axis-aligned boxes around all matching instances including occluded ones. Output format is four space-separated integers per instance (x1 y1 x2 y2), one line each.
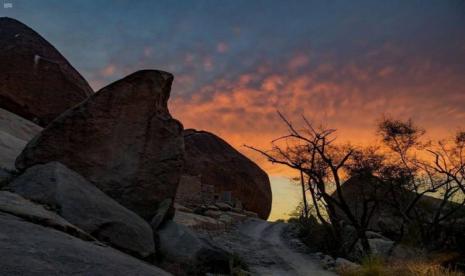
0 212 169 276
8 162 155 258
0 108 42 170
16 70 185 219
0 17 93 126
182 129 272 219
0 191 93 241
158 221 231 275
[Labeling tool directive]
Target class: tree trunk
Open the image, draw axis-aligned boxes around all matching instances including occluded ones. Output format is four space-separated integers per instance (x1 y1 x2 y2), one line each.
300 170 309 218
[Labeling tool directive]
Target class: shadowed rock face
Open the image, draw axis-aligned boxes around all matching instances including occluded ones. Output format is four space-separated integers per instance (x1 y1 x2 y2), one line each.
0 17 93 126
8 162 156 258
183 129 272 219
16 70 185 220
0 212 170 276
0 108 42 170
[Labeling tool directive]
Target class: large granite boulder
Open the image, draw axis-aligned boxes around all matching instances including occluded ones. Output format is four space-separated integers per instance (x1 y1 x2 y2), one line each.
7 162 155 258
16 70 185 219
0 17 93 126
0 108 42 171
0 212 169 276
182 130 272 219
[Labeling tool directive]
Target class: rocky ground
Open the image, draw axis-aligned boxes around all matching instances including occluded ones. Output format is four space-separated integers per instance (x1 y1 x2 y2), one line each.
211 219 335 276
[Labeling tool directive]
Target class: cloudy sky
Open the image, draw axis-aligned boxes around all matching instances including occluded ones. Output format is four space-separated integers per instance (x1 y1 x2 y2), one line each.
3 0 465 219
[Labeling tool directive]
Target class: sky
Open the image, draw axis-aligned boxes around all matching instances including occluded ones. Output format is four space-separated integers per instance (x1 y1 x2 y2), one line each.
2 0 465 220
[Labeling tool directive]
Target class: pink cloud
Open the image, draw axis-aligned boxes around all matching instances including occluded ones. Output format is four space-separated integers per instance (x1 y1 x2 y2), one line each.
216 42 229 53
287 53 310 70
100 64 116 77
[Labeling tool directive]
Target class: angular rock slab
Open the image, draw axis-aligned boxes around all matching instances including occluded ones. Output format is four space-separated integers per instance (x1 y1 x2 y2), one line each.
0 212 170 276
16 70 185 219
0 108 42 170
8 162 155 258
183 129 272 219
0 191 92 241
0 17 93 126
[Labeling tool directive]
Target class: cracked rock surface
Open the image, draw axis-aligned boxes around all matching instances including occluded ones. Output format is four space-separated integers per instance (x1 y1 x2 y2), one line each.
16 70 185 219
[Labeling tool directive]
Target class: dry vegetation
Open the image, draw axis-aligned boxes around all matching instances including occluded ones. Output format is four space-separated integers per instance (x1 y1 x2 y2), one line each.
338 255 464 276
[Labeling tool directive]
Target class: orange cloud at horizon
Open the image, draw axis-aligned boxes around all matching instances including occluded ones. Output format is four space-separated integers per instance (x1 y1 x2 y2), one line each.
169 54 465 219
171 56 465 174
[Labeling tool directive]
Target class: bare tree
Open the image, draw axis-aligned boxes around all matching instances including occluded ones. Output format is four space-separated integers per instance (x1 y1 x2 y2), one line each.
377 118 465 248
246 111 376 254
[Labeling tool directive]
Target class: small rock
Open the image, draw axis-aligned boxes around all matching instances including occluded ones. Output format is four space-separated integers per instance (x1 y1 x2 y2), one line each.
215 202 232 211
244 210 258 218
335 257 360 270
204 210 223 219
207 205 220 211
320 255 335 268
218 214 234 226
174 203 194 213
226 211 247 222
231 207 243 213
368 238 395 258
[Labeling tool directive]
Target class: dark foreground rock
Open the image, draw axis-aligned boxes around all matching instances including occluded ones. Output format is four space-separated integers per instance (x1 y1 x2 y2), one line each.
0 108 42 171
183 129 272 219
158 221 231 275
7 162 155 258
0 212 169 276
0 17 93 126
0 191 93 241
16 70 185 219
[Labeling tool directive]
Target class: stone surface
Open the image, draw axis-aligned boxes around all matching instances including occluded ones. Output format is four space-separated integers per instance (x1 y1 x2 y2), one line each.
225 211 247 222
151 198 173 230
335 258 360 271
0 17 93 126
204 210 223 219
175 175 213 208
0 108 42 171
0 191 92 241
158 221 231 275
0 212 169 276
174 203 194 213
174 211 226 232
16 70 185 219
207 205 220 211
320 255 335 269
218 214 234 226
244 210 259 218
183 129 272 219
368 238 395 258
8 162 155 258
215 202 232 211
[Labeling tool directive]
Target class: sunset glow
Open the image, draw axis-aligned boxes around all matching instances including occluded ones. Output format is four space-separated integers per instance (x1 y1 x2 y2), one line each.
5 0 465 220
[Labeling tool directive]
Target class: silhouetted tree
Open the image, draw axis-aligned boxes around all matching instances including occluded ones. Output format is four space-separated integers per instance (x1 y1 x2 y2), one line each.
377 118 465 248
246 111 376 255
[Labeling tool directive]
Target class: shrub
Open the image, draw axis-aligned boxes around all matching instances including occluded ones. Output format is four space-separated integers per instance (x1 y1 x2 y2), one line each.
337 256 465 276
